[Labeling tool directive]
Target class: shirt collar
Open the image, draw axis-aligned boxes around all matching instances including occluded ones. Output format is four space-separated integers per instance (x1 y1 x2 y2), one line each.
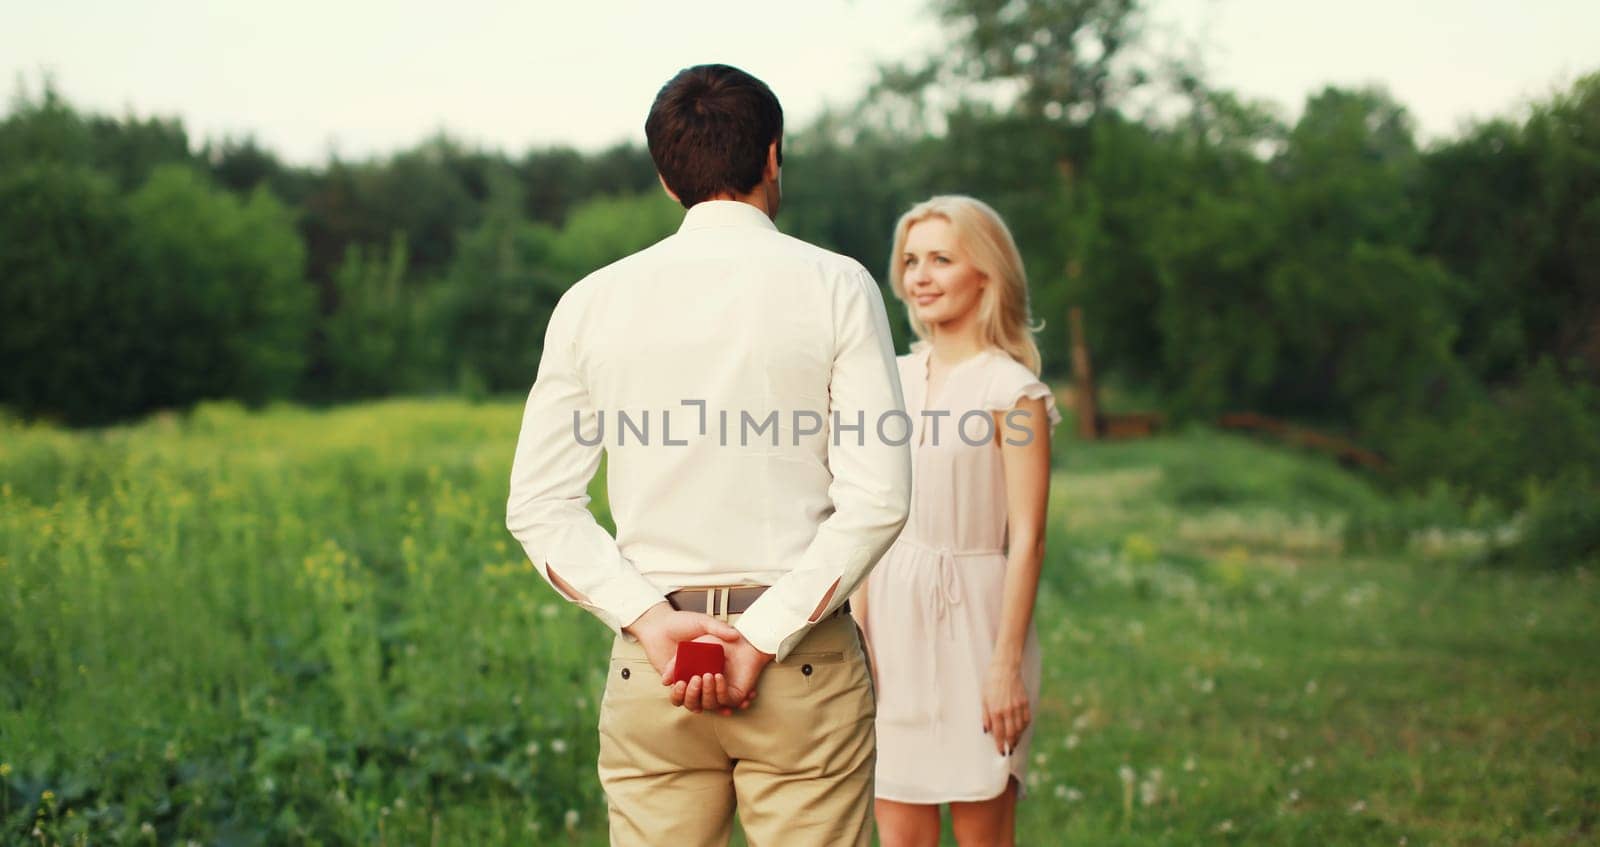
677 200 779 233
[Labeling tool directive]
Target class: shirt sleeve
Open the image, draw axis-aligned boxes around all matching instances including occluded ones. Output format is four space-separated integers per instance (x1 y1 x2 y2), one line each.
505 283 667 639
733 265 913 661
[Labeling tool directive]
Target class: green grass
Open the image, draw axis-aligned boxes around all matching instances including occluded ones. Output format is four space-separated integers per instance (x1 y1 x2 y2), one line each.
1 400 1595 845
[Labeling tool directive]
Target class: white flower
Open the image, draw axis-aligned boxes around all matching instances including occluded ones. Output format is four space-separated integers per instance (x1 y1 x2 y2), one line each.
140 822 155 835
1117 765 1135 785
1034 752 1048 766
551 739 568 754
564 809 580 831
541 604 560 618
1305 679 1318 695
1214 819 1234 833
525 741 541 756
1183 755 1196 772
1139 780 1159 806
1348 799 1367 814
1065 734 1080 750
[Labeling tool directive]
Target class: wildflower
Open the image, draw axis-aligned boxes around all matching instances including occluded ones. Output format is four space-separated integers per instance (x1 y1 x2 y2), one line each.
1065 734 1080 749
1305 679 1318 695
564 809 580 832
141 822 155 835
1183 755 1196 772
41 789 54 802
526 741 541 756
1139 780 1159 806
0 762 10 777
1348 799 1367 814
1214 819 1234 833
1139 768 1163 807
551 739 568 754
1117 765 1135 785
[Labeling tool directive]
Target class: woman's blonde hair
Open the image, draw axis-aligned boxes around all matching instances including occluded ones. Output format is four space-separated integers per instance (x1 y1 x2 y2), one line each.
887 195 1045 375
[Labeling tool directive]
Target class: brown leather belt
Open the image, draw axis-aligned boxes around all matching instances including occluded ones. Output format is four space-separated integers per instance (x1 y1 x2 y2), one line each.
665 585 851 619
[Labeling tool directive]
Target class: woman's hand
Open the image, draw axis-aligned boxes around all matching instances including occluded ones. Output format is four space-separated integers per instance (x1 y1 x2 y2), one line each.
981 660 1031 756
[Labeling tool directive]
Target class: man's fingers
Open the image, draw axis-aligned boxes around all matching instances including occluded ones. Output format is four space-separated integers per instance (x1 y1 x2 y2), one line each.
669 680 687 707
684 675 703 712
688 614 740 641
661 656 676 685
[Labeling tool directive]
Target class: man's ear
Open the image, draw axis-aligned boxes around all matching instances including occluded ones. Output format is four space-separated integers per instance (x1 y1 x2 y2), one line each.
764 140 781 182
657 173 682 205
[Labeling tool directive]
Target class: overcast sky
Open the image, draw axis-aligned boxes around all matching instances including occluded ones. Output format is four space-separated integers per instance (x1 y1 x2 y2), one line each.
4 0 1596 164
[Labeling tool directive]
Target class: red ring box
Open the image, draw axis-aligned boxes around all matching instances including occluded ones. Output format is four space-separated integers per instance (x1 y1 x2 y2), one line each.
671 640 726 684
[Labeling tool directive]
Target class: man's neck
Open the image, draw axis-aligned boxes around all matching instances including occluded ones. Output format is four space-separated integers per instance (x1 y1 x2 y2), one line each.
703 189 774 221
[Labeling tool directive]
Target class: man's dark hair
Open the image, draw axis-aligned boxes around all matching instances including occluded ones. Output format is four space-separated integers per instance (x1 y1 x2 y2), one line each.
645 64 783 209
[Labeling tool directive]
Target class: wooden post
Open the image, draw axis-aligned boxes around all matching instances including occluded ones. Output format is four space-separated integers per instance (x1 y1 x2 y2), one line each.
1069 306 1100 440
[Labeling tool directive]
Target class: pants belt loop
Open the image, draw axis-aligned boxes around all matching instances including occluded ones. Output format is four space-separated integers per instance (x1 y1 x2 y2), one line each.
704 591 714 616
720 587 732 622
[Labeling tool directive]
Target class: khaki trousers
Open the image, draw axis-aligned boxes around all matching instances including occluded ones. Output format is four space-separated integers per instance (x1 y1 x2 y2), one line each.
596 611 876 847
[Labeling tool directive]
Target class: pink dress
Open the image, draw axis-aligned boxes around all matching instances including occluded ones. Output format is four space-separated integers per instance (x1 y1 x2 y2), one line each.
864 346 1062 804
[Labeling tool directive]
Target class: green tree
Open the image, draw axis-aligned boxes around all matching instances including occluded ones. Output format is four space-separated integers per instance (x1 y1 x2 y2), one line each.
0 164 144 423
322 236 447 397
546 191 683 277
123 165 313 409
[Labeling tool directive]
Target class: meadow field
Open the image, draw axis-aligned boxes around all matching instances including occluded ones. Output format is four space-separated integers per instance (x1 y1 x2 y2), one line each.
1 399 1595 845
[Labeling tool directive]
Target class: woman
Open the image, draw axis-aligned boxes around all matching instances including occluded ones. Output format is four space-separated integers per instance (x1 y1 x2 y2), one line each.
853 195 1059 847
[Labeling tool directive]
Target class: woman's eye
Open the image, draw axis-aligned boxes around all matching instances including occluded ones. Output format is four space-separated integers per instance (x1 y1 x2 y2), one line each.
934 256 950 264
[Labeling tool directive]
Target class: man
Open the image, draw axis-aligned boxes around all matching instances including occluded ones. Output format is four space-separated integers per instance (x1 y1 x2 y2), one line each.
505 64 911 846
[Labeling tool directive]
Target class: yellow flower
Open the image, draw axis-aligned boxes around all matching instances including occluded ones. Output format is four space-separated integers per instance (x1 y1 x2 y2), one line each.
0 762 11 777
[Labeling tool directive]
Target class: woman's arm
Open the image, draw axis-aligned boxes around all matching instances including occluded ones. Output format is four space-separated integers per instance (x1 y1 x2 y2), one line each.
983 396 1052 754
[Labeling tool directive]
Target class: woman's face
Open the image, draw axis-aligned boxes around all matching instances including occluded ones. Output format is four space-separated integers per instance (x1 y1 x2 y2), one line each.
901 216 987 329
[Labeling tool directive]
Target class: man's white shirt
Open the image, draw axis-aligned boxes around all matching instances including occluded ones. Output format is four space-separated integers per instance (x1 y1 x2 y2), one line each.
506 200 912 662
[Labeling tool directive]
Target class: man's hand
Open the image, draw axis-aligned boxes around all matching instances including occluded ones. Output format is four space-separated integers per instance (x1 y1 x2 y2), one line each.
621 602 740 683
663 629 774 716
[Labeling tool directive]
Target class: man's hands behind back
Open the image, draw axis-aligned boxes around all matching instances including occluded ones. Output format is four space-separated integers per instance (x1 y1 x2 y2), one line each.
622 603 775 716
